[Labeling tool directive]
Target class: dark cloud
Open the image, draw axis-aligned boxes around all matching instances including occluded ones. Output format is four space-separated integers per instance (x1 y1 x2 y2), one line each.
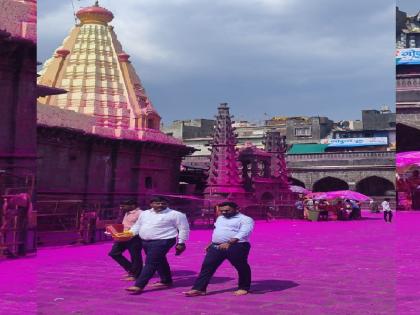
38 0 396 124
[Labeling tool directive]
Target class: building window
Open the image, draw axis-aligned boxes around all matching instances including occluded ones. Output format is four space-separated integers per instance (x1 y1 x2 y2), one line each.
295 127 312 137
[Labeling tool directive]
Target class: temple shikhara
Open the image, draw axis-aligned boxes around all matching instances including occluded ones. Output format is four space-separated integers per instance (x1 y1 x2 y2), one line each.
34 2 193 242
38 1 178 144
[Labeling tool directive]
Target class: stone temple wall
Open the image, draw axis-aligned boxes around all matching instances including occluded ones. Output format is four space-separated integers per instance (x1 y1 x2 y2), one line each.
36 125 186 206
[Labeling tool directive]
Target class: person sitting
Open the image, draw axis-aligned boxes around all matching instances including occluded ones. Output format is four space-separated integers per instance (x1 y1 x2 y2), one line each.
347 199 361 219
294 196 304 219
336 200 346 220
369 200 379 213
303 198 314 220
318 199 329 221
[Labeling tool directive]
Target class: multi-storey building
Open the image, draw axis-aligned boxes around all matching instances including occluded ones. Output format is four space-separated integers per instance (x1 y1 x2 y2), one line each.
396 7 420 151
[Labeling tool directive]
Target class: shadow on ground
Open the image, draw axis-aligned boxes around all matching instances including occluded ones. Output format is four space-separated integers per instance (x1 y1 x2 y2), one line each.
170 273 234 289
205 279 299 296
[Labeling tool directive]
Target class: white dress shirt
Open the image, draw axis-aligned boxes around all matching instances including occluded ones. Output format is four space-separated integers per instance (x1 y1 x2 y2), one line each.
129 208 190 243
212 213 254 244
381 201 392 212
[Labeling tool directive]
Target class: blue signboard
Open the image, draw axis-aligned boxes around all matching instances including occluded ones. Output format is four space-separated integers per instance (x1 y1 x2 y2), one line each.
322 137 388 148
396 48 420 65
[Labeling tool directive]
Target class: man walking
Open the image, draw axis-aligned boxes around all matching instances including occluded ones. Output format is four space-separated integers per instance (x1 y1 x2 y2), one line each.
382 198 393 223
123 196 190 294
108 199 142 281
184 201 254 297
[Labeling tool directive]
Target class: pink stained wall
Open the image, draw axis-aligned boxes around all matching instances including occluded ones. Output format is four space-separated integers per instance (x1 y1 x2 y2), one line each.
0 33 37 181
36 126 188 206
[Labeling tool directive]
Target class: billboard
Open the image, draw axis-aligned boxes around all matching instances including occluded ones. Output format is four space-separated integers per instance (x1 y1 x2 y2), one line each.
396 48 420 65
321 137 388 147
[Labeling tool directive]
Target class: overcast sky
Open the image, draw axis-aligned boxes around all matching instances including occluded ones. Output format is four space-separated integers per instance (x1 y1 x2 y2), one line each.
38 0 396 125
397 0 420 14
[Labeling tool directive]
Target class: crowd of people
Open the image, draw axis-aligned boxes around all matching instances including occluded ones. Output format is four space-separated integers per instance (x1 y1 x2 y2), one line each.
294 194 394 223
295 196 362 221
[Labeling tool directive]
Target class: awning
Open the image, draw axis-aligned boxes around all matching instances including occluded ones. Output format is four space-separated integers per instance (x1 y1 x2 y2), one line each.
288 144 329 154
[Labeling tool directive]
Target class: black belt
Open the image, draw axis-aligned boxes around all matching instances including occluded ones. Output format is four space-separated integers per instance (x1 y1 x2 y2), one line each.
212 241 248 245
142 238 176 242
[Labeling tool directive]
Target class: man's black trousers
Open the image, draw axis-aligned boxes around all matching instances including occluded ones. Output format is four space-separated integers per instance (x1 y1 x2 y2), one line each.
192 242 251 292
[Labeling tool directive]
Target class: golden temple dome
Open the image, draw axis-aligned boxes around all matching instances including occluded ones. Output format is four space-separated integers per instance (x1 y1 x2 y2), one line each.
76 1 114 25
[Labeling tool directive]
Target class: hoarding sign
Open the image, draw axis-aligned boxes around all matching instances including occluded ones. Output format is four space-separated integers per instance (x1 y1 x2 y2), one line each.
396 48 420 65
321 137 388 147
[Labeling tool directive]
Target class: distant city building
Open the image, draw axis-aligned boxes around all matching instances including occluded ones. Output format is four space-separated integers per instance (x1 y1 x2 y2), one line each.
362 108 396 130
333 120 363 131
395 7 420 151
163 119 215 139
170 108 395 162
285 116 333 144
331 130 396 151
396 7 420 49
176 107 395 198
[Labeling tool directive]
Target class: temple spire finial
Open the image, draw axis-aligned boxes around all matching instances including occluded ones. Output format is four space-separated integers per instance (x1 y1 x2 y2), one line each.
94 0 99 7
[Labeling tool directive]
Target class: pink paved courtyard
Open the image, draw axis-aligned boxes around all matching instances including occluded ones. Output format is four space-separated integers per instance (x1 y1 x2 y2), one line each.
0 211 419 315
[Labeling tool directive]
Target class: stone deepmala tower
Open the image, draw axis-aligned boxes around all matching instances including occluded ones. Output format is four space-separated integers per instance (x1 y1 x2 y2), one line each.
204 103 245 202
264 131 290 188
204 104 295 216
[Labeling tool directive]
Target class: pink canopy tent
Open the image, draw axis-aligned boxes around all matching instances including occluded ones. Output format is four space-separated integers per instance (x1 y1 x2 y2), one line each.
289 185 311 194
306 190 372 201
305 192 326 199
396 151 420 172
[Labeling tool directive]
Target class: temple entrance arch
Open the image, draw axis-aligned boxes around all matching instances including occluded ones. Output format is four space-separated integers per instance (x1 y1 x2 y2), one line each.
312 177 349 192
356 176 395 196
288 177 305 188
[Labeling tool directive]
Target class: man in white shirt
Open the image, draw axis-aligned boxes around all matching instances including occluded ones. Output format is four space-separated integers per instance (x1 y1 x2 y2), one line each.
124 196 190 294
381 198 393 223
108 200 142 281
184 201 254 297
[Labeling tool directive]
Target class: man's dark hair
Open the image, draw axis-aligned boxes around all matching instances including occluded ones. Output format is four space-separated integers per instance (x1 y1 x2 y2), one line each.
384 198 390 202
217 201 239 209
120 199 137 206
150 196 169 203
